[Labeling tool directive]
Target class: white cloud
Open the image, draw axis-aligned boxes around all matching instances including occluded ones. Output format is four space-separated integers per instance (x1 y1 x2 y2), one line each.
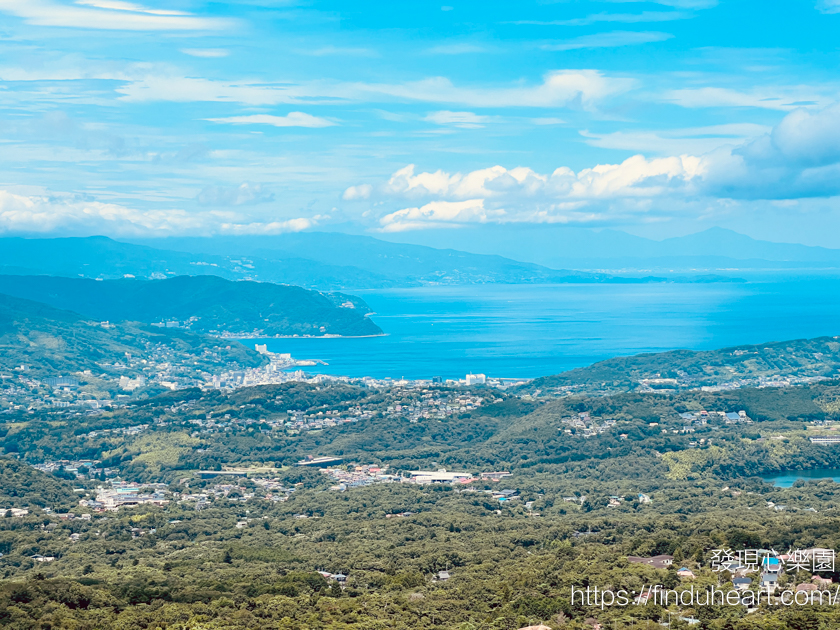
352 154 706 231
424 111 492 128
379 199 503 232
663 87 829 111
541 31 673 52
342 184 372 201
698 101 840 199
382 164 542 199
359 100 840 232
380 157 699 202
604 0 717 7
75 0 186 15
197 183 274 206
816 0 840 14
218 218 314 235
511 11 690 26
117 70 634 110
0 0 234 30
2 62 633 112
181 48 230 58
349 70 636 109
580 123 770 155
206 113 337 128
0 189 312 236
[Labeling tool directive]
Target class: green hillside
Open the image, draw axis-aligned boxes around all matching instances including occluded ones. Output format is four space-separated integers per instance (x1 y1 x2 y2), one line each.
0 275 383 338
0 458 76 509
0 293 264 378
525 335 840 396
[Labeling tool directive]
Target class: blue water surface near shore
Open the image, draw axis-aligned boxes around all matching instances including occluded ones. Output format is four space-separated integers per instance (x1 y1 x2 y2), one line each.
249 278 840 380
762 469 840 488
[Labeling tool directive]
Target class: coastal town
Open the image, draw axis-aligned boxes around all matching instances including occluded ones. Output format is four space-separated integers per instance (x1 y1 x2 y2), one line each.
0 341 529 415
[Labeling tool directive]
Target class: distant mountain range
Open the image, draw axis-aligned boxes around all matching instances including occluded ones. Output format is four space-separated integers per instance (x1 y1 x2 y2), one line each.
0 233 749 290
377 225 840 272
0 275 383 338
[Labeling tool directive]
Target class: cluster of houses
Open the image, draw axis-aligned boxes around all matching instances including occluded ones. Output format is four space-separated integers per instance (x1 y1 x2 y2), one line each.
322 464 399 490
679 409 750 425
251 477 295 502
176 477 295 509
560 412 617 438
83 424 149 439
627 548 836 594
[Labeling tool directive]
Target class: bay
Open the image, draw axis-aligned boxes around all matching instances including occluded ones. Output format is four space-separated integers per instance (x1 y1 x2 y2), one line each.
249 278 840 380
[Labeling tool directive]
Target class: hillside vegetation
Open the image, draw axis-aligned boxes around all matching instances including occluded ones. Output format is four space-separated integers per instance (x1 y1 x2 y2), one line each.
0 293 264 378
0 458 76 509
4 372 840 629
0 274 382 337
526 335 840 396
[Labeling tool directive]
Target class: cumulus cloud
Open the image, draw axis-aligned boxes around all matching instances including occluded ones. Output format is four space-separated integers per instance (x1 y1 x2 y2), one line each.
206 113 336 128
342 184 372 201
0 189 312 236
379 200 503 232
699 102 840 199
350 100 840 231
362 157 701 231
196 183 274 207
218 218 315 235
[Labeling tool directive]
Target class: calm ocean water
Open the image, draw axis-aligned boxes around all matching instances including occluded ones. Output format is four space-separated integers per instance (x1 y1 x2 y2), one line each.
249 279 840 380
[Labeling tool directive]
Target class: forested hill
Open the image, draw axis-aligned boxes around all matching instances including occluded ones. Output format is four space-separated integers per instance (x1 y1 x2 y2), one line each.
0 293 264 377
0 458 76 509
0 275 382 338
525 335 840 396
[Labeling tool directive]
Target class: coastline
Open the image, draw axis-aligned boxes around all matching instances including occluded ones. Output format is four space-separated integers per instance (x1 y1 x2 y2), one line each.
219 333 388 340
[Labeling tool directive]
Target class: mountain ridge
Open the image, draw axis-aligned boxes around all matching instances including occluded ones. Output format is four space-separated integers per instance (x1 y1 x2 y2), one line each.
377 225 840 271
0 291 265 378
0 275 383 338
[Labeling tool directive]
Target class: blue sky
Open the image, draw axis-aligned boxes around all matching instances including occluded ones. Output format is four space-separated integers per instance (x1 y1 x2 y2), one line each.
2 0 840 246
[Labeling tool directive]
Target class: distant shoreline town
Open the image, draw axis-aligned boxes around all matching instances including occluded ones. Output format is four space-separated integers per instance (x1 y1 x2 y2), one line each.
210 344 532 390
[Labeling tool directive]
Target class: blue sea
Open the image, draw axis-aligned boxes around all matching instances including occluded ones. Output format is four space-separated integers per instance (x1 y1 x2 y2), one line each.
249 278 840 380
